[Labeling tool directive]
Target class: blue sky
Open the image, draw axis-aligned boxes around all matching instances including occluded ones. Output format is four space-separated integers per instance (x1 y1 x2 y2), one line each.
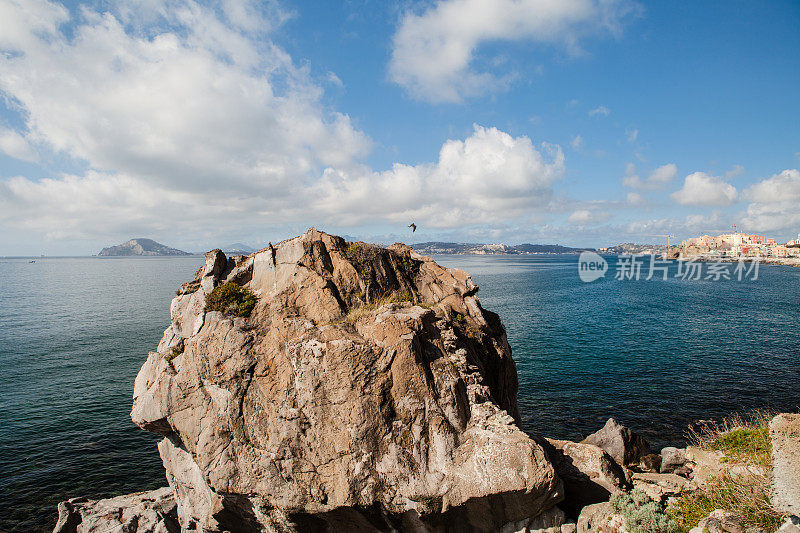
0 0 798 255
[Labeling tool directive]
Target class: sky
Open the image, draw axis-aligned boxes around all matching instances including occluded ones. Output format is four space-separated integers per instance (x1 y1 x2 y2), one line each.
0 0 799 255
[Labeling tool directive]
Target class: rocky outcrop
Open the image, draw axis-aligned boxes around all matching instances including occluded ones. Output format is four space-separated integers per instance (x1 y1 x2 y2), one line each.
771 413 800 516
582 418 649 468
129 229 562 532
543 439 628 517
53 487 179 533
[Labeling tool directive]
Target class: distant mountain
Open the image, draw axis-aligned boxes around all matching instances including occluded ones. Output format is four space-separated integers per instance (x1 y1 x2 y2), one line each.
99 238 190 256
599 242 671 255
223 243 256 255
411 242 593 255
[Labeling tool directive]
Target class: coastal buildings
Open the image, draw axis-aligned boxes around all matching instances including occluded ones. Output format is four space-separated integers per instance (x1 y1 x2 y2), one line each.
679 230 800 258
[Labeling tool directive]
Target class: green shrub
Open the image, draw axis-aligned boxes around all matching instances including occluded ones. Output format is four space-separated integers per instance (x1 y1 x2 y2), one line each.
205 282 256 318
610 489 679 533
709 427 771 467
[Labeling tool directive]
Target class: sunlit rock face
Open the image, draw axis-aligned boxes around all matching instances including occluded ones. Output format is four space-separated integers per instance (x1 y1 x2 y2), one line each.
131 229 563 532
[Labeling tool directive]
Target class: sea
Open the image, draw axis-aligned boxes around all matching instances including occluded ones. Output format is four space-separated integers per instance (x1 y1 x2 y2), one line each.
1 254 799 532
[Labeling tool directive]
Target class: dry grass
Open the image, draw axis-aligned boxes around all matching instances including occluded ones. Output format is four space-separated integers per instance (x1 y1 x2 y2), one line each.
669 411 783 532
336 291 417 325
687 410 774 467
669 473 782 532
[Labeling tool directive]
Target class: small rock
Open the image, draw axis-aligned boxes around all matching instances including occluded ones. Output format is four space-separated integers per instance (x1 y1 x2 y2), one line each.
582 418 650 467
632 472 696 504
770 413 800 515
660 447 687 474
778 516 800 533
639 453 662 473
561 523 577 533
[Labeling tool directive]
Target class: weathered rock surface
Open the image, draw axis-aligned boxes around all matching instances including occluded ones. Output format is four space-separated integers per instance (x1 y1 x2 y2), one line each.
544 439 628 517
660 446 688 475
582 418 649 467
576 502 622 533
631 472 696 504
770 413 800 516
53 487 179 533
130 229 563 532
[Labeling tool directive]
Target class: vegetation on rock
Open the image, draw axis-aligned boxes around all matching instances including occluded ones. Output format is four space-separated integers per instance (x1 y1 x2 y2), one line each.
689 410 773 467
204 282 256 318
610 488 679 533
669 411 782 533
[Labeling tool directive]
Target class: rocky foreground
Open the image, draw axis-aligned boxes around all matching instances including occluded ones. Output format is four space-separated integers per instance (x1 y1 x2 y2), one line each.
55 230 799 533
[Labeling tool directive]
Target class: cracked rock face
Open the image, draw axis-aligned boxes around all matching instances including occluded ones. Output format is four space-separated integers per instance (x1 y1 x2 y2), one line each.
130 229 562 532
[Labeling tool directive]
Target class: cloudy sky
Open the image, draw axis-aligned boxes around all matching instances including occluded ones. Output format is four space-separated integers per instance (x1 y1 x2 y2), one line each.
0 0 798 255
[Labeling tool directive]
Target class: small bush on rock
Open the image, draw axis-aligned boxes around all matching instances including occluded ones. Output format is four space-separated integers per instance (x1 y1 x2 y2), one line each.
205 283 256 318
610 489 679 533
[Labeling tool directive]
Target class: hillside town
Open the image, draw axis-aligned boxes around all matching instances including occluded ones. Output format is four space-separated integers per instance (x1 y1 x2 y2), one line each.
677 228 800 259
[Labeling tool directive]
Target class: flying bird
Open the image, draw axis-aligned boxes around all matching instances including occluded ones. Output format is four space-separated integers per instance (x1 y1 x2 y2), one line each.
408 223 417 233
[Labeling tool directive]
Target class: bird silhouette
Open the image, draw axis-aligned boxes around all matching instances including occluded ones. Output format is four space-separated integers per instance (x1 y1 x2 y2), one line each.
408 223 417 233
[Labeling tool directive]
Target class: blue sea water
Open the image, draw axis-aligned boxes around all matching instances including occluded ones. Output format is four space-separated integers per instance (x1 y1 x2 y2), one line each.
1 254 799 532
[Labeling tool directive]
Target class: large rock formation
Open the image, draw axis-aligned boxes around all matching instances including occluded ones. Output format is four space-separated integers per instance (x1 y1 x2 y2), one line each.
129 229 563 531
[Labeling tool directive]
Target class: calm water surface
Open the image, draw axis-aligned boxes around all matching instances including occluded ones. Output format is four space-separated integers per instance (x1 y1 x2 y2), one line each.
1 254 798 531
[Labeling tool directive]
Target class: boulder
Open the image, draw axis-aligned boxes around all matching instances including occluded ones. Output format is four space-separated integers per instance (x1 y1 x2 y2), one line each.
130 229 563 532
660 447 688 475
770 413 800 516
53 487 179 533
544 438 629 517
582 418 649 467
576 502 620 533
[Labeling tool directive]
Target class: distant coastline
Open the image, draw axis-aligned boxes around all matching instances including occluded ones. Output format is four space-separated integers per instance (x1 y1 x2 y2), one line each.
411 241 594 255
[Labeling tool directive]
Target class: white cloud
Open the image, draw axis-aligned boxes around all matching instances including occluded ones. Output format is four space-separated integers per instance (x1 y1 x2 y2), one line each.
0 126 37 162
648 163 678 186
570 134 584 150
588 105 610 117
310 125 565 228
389 0 635 103
0 0 370 197
622 163 678 190
742 169 800 232
671 172 738 206
625 128 638 143
626 192 644 205
567 209 609 225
